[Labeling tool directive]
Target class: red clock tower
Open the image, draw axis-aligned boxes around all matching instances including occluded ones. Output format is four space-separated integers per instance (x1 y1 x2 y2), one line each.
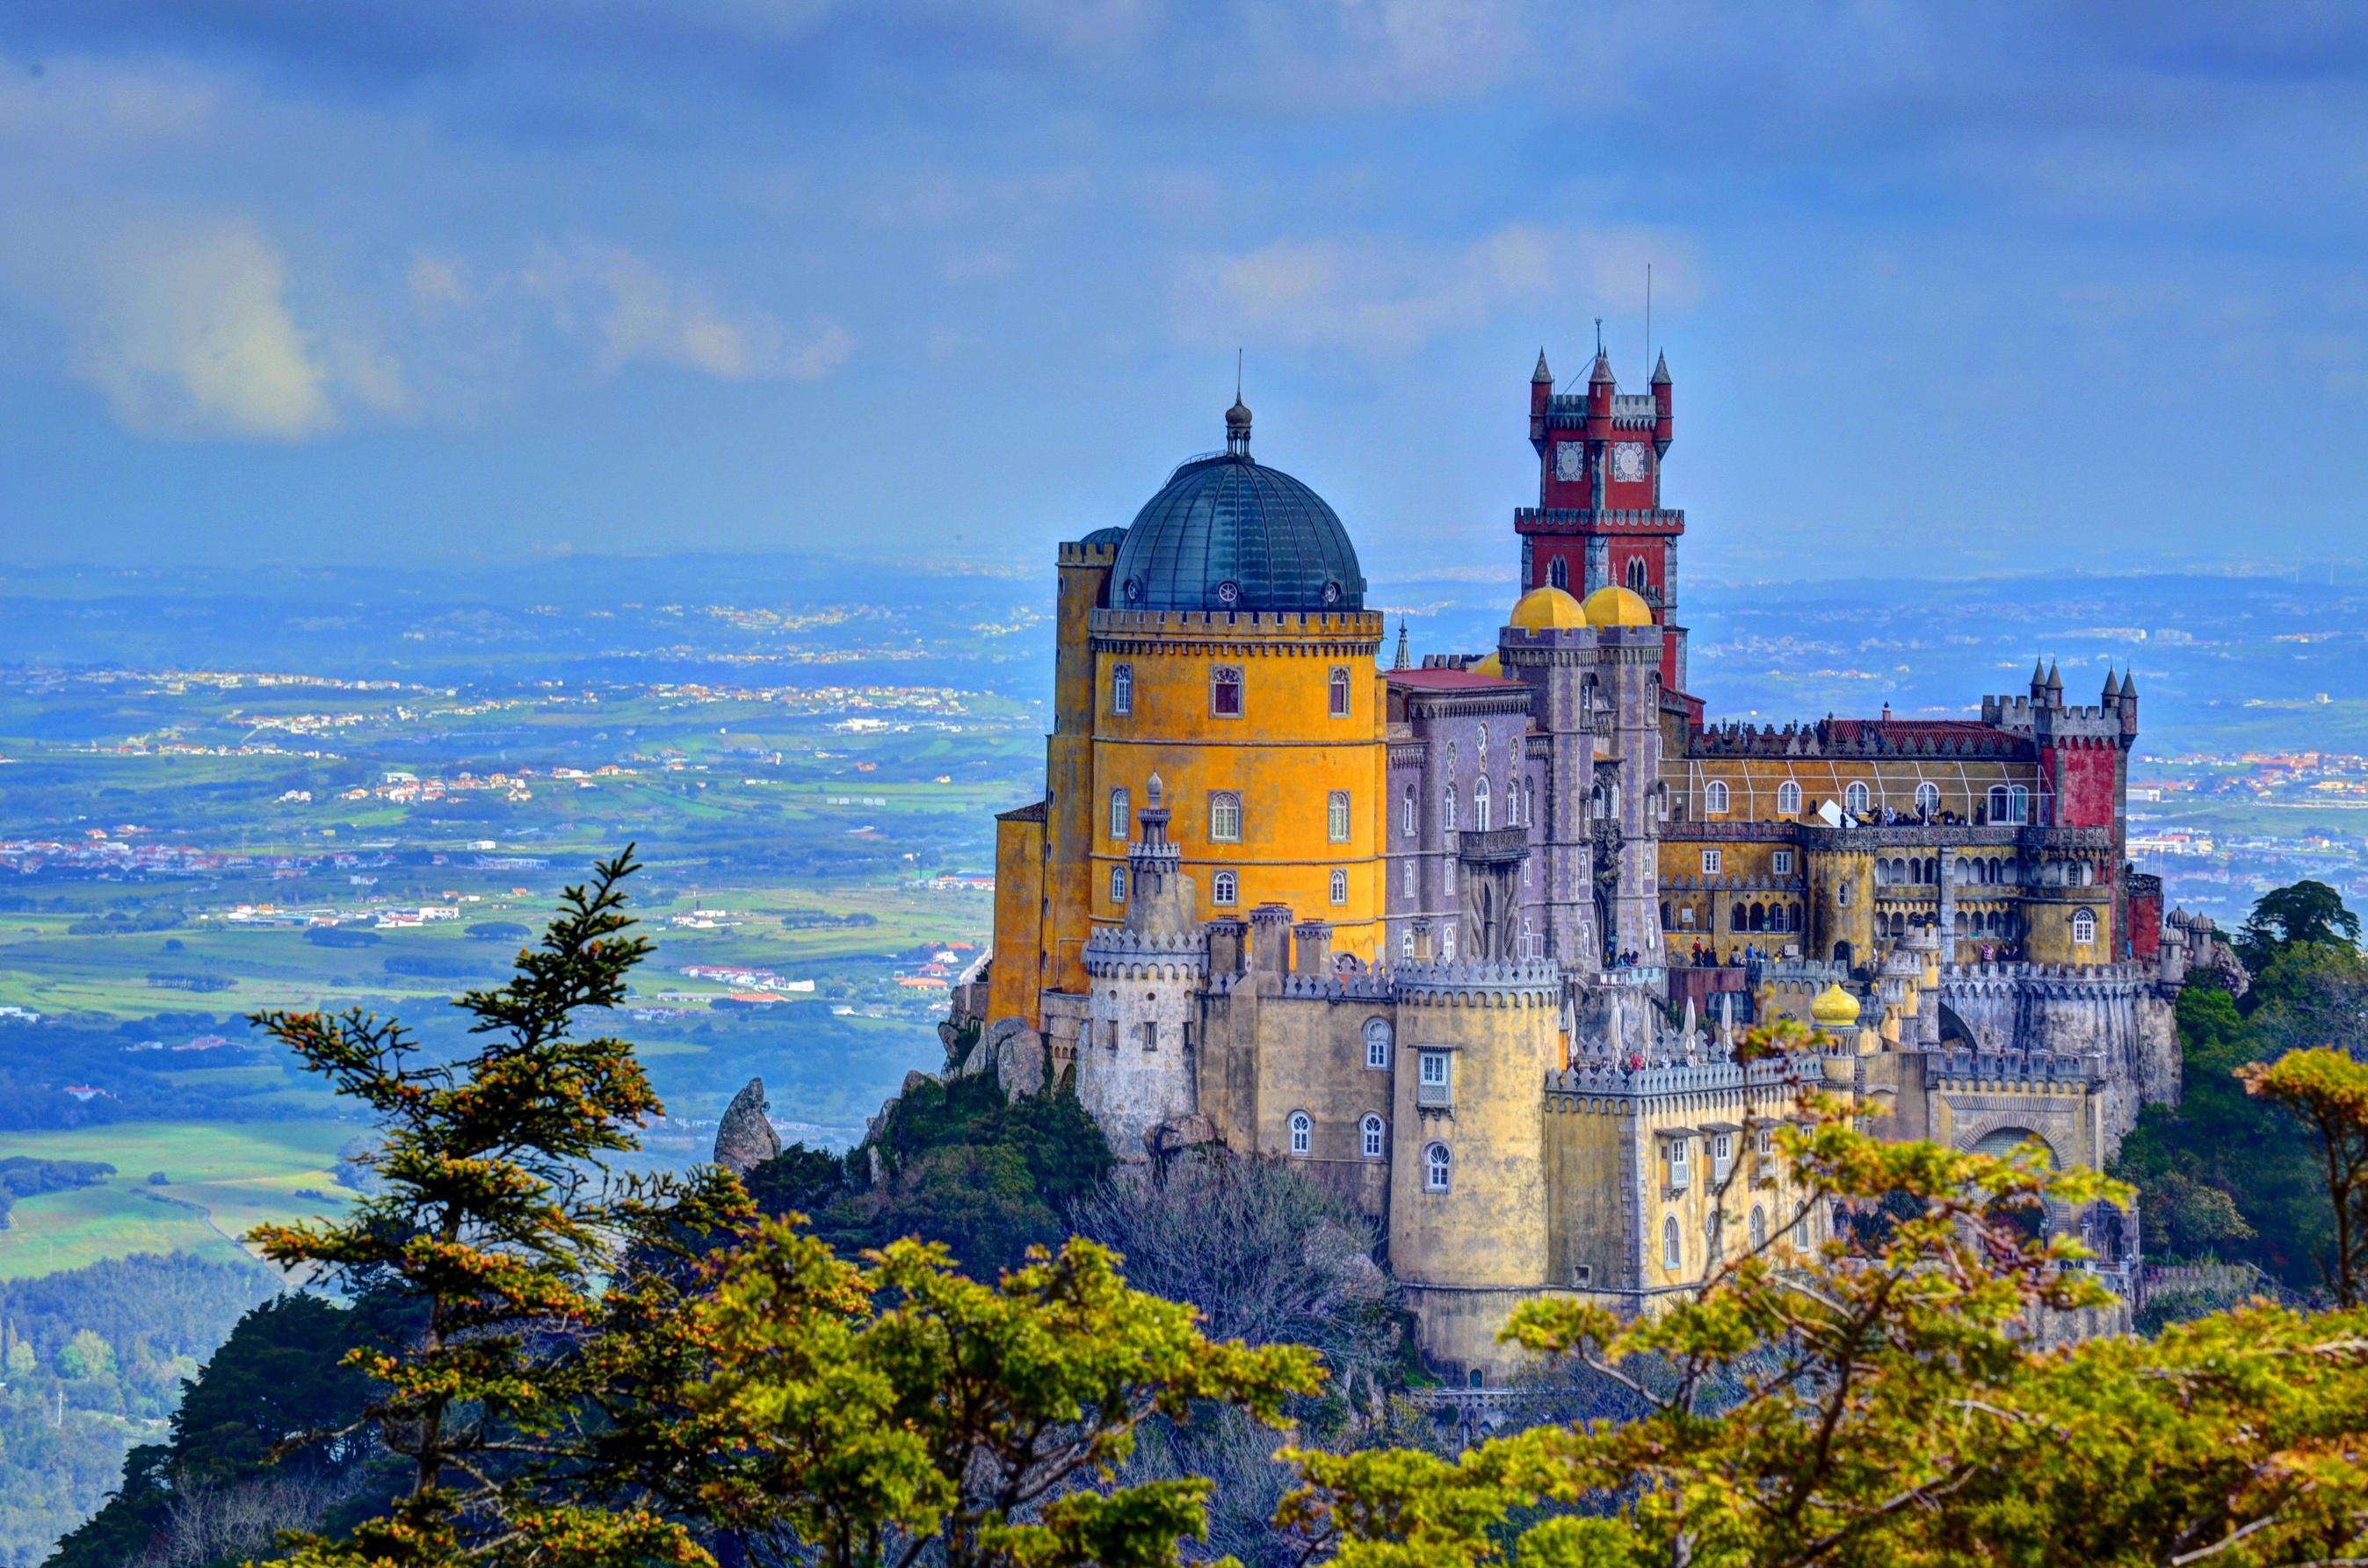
1518 346 1689 700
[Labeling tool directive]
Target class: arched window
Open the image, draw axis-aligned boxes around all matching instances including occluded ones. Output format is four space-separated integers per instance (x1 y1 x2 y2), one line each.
1212 870 1237 906
1777 779 1801 815
1211 665 1243 717
1474 777 1491 831
1288 1111 1312 1156
1749 1205 1767 1250
2072 908 2096 945
1424 1142 1452 1192
1662 1214 1682 1272
1524 779 1536 827
1328 790 1351 843
1548 558 1568 589
1521 915 1535 957
1401 787 1416 836
1401 929 1415 959
1208 791 1242 842
1915 781 1939 816
1111 663 1133 716
1441 924 1456 961
1626 556 1649 593
1329 666 1351 719
1403 861 1415 899
1360 1114 1386 1159
1364 1017 1392 1070
1109 865 1126 904
1705 779 1729 815
1443 784 1458 832
1845 781 1871 816
1329 868 1348 906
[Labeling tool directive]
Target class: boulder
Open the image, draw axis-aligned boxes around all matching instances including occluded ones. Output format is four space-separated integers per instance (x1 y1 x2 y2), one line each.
712 1077 782 1176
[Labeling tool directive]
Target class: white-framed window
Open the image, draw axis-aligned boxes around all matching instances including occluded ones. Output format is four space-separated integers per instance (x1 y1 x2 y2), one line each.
1286 1110 1312 1155
1474 776 1491 831
1112 662 1133 716
1705 779 1729 814
1478 722 1489 754
1988 784 2029 825
1772 849 1794 875
1211 665 1243 718
1679 906 1696 928
1209 791 1242 842
1845 781 1871 816
1524 779 1535 828
1756 1127 1774 1156
1441 925 1456 960
1668 1138 1691 1187
1401 929 1415 959
1713 1131 1734 1181
1364 1017 1392 1070
1443 784 1458 832
1109 865 1126 904
1401 787 1416 836
1703 849 1722 874
1749 1205 1768 1250
1403 861 1415 899
1109 787 1130 840
1419 1050 1449 1088
1662 1214 1682 1271
1777 779 1801 815
1213 870 1238 906
2072 907 2096 945
1329 790 1352 843
1361 1114 1386 1160
1329 665 1351 718
1915 781 1940 816
1444 859 1455 892
1329 868 1348 905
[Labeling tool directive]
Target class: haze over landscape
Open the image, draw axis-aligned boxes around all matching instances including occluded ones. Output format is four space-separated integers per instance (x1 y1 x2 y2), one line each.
4 6 2368 1568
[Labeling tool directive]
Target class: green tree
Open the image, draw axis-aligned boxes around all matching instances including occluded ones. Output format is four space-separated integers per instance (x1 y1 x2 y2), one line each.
2236 878 2360 972
2242 1046 2368 1307
2248 940 2368 1059
54 1329 115 1381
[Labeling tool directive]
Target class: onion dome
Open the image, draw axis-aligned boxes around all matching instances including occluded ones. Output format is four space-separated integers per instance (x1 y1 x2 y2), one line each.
1581 584 1654 628
1472 651 1504 677
1510 584 1585 631
1109 407 1365 614
1810 983 1862 1029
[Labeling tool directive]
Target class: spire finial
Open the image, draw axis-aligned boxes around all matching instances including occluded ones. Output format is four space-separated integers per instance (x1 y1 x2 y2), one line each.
1225 353 1252 456
1393 619 1410 670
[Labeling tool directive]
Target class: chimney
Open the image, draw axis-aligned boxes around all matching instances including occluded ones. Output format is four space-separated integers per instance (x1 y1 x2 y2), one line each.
1206 917 1248 979
1248 903 1294 979
1292 920 1333 978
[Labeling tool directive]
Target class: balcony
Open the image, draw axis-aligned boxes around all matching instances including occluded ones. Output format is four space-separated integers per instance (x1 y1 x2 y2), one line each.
1416 1081 1453 1109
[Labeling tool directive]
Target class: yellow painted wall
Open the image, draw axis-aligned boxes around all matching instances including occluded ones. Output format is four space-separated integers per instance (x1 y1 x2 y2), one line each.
987 810 1046 1027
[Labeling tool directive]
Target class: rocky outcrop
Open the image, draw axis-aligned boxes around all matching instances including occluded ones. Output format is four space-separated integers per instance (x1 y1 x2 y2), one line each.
712 1077 781 1175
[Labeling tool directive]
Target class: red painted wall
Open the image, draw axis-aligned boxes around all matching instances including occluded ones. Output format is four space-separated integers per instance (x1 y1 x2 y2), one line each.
2045 741 2118 827
2128 886 2162 962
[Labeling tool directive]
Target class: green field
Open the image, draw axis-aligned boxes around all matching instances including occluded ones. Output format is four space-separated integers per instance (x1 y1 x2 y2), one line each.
0 1121 359 1279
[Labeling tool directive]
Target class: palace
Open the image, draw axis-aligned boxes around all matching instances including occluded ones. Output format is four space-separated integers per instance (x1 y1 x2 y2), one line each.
943 349 2232 1378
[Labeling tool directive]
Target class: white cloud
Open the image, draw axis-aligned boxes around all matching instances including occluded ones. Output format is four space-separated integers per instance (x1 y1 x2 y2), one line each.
1174 223 1698 355
520 240 852 382
69 218 369 440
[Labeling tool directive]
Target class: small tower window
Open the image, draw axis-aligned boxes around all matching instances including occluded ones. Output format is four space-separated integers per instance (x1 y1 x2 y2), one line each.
2072 908 2096 946
1361 1114 1386 1160
1109 786 1130 841
1424 1142 1452 1192
1845 781 1872 816
1402 861 1415 899
1750 1205 1768 1250
1548 558 1568 590
1288 1110 1312 1156
1474 776 1491 832
1365 1017 1392 1069
1329 666 1351 718
1213 870 1238 906
1915 781 1940 816
1112 662 1133 716
1702 849 1722 874
1330 868 1348 905
1440 925 1456 961
1329 790 1352 843
1211 666 1243 718
1626 557 1649 594
1778 779 1802 815
1772 849 1794 876
1110 866 1126 904
1401 929 1415 959
1662 1214 1683 1272
1705 779 1729 815
1443 784 1458 832
1209 791 1242 842
1401 787 1416 836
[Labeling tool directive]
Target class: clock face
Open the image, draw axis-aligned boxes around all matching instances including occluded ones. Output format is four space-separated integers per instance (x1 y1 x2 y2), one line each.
1610 442 1649 483
1553 441 1585 481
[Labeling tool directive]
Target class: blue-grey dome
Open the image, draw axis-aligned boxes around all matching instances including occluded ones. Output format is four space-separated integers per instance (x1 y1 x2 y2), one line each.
1076 525 1128 547
1111 452 1365 613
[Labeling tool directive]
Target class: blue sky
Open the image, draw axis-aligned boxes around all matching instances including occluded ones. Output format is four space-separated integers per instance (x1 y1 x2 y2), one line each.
0 1 2361 585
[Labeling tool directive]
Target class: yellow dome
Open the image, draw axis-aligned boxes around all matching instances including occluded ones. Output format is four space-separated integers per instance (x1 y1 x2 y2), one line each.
1509 584 1585 631
1472 652 1504 677
1581 584 1655 629
1810 983 1862 1029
